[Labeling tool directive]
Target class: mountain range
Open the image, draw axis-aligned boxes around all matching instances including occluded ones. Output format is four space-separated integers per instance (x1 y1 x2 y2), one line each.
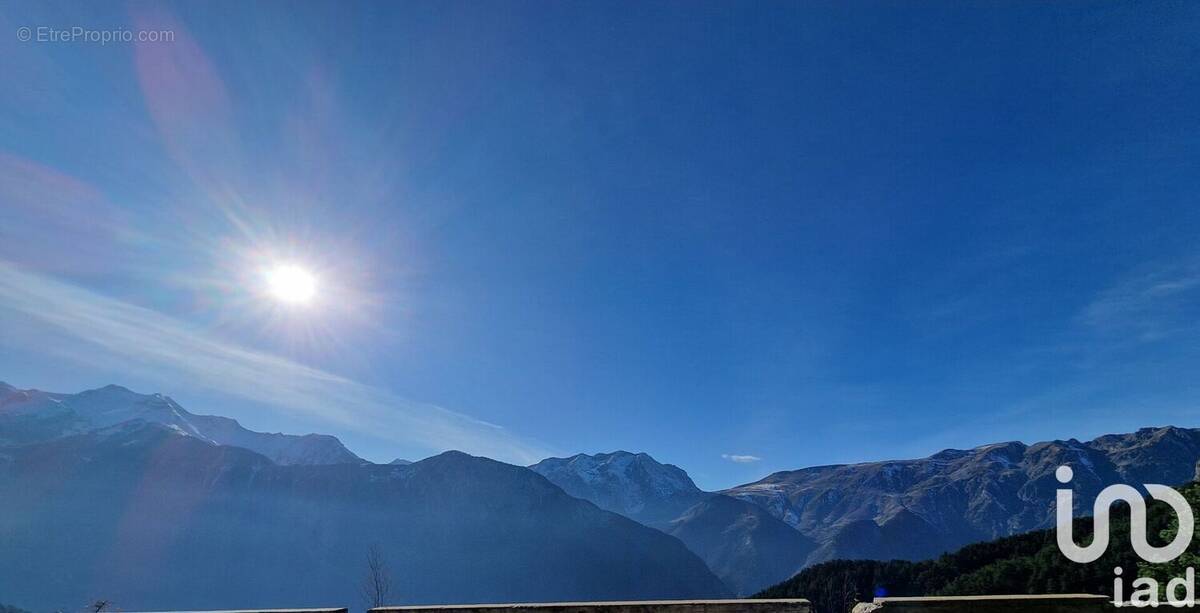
532 429 1200 595
5 380 1200 609
0 382 727 611
725 427 1200 564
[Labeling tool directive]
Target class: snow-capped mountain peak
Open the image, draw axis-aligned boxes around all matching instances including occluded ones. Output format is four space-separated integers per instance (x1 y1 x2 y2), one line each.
529 450 704 524
561 451 699 497
0 381 361 466
68 384 212 441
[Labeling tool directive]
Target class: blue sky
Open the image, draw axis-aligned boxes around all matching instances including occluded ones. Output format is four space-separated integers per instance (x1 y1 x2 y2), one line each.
2 1 1200 488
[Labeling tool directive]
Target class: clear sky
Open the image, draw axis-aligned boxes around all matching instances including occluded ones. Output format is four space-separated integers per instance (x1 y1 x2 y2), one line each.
2 1 1200 489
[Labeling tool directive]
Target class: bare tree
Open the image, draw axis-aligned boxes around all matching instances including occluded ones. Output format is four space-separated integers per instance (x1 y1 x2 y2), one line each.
90 601 111 613
814 570 861 613
360 544 393 611
840 571 859 613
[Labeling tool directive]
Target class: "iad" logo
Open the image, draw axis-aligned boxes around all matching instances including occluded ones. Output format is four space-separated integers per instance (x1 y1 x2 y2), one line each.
1055 465 1194 564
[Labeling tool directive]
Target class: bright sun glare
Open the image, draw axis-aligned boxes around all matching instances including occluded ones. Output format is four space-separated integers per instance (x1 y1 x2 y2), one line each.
266 264 317 304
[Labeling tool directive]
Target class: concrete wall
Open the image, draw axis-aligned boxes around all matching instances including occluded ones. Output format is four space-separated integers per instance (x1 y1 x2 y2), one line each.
133 595 1130 613
373 599 811 613
850 595 1115 612
133 609 349 613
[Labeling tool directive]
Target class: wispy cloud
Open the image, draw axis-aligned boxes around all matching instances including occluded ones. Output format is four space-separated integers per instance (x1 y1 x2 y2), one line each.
721 453 762 463
1080 259 1200 343
0 261 552 464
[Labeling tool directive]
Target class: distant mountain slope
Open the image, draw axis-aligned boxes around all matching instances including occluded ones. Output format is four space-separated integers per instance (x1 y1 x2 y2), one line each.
725 426 1200 567
530 451 707 527
0 382 360 465
0 423 729 610
531 451 808 595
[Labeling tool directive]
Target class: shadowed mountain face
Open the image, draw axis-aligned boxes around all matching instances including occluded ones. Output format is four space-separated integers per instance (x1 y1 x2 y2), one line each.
0 422 729 611
0 383 360 465
666 495 815 597
724 427 1200 567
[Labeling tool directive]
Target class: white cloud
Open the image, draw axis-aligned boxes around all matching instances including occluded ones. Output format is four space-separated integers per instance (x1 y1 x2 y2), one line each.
722 453 762 463
0 261 553 464
1080 259 1200 343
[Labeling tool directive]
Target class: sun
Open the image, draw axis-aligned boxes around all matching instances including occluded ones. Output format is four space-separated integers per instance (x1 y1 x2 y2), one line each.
265 264 317 304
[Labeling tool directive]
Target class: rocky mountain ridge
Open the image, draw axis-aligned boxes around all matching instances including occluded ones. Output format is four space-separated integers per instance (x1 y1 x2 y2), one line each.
724 426 1200 567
